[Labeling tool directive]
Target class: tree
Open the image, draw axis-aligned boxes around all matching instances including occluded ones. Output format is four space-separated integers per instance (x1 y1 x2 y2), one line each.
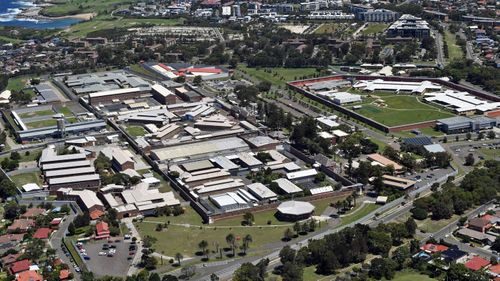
487 131 496 139
392 246 410 270
281 262 303 281
404 218 417 236
243 212 254 226
226 233 236 256
233 263 262 281
198 240 209 259
193 75 202 85
293 222 301 236
175 252 183 265
162 275 178 281
369 258 396 280
465 153 475 166
257 81 271 92
210 274 219 281
466 132 472 140
242 234 252 255
279 246 296 264
411 207 428 220
283 228 293 241
10 151 20 160
68 222 76 236
149 273 160 281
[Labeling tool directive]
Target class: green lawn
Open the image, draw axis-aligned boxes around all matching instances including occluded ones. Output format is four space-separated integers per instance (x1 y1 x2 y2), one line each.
10 171 42 187
418 127 444 137
444 30 464 61
355 95 455 127
25 119 57 129
387 269 437 281
129 64 157 77
478 148 499 160
7 76 29 92
135 220 294 257
19 110 55 119
303 265 330 281
367 137 388 152
310 195 348 215
63 17 183 38
41 0 135 17
0 35 22 44
56 106 73 116
340 203 379 226
416 214 460 233
239 65 318 86
314 23 342 34
126 125 147 137
362 23 388 35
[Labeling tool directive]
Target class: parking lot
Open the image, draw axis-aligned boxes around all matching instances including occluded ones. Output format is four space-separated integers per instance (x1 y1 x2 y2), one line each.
79 239 134 277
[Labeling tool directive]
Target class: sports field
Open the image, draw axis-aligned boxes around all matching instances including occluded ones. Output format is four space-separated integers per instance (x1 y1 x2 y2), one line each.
361 23 388 35
352 94 455 127
239 65 318 86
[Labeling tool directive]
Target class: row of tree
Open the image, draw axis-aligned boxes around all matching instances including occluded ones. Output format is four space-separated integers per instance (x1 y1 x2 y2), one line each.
411 160 499 221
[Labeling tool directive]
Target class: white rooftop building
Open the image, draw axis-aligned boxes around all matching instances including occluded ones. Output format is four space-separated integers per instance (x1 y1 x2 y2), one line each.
273 178 302 194
354 79 442 94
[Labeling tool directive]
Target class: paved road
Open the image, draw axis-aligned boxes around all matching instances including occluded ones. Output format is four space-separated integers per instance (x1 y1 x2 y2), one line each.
433 30 445 68
49 208 79 280
123 218 144 276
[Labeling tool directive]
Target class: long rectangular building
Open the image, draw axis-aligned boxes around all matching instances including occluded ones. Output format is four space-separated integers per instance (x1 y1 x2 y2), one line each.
42 160 92 171
88 88 149 105
48 174 101 192
44 167 96 179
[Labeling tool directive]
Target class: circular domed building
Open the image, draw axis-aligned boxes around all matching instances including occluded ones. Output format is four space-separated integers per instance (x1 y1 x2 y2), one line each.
277 201 315 221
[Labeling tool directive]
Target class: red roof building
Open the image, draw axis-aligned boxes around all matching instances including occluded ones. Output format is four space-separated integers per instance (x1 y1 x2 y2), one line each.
90 209 104 220
59 269 71 280
464 256 490 271
7 219 35 233
32 228 52 239
95 221 110 238
489 264 500 275
1 253 21 266
15 270 42 281
0 233 25 245
20 208 46 219
420 243 449 253
9 259 31 274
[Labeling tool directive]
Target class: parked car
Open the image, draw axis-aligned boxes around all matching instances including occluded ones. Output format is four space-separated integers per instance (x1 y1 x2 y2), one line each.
98 252 107 256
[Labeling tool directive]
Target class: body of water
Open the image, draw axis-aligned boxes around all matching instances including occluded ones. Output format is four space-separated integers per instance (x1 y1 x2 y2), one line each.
0 0 81 29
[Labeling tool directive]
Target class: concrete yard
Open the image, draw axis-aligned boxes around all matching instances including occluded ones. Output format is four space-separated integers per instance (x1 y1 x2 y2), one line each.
81 239 133 277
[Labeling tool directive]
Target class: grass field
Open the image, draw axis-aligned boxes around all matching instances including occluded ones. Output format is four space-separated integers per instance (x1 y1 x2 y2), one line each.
134 220 295 257
388 269 437 281
444 30 464 61
10 171 42 187
478 148 499 160
41 0 134 17
362 23 388 35
0 35 22 44
340 203 379 227
126 125 147 137
25 119 58 129
56 106 74 116
354 95 455 127
239 65 318 86
7 76 29 92
314 23 343 34
63 17 183 38
19 110 55 119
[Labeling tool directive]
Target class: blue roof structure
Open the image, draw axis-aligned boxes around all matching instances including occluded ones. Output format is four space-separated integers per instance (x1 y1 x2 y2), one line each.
402 136 433 146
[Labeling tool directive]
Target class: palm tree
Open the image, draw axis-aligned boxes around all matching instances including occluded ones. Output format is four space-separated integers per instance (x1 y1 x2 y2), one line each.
226 233 236 256
293 222 301 236
242 212 254 226
242 234 253 255
175 252 183 265
283 228 293 241
198 240 209 259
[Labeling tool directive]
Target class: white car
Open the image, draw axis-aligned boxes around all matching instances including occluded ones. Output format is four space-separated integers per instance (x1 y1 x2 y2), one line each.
98 252 107 256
